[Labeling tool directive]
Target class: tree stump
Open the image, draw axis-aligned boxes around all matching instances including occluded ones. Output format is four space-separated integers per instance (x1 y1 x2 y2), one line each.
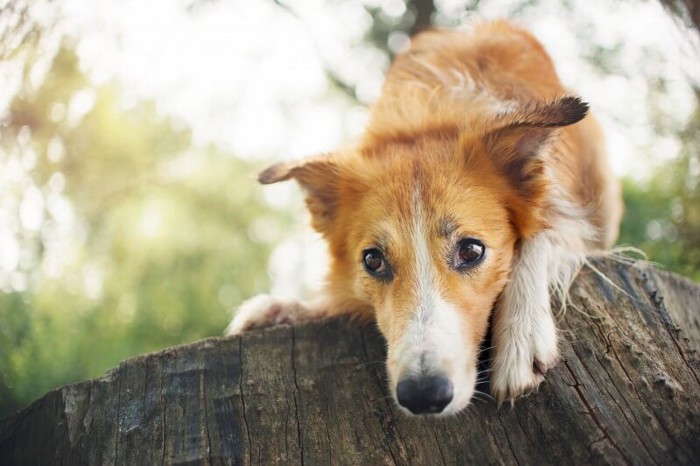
1 258 699 465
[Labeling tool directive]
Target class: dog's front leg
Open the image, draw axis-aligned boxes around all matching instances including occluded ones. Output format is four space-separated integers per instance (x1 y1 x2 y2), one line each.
490 233 560 404
224 294 330 335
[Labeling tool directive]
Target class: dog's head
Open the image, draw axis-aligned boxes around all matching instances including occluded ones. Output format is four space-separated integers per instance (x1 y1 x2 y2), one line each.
260 97 587 415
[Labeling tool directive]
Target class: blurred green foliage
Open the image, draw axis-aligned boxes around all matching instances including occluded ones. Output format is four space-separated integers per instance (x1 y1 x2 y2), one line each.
618 100 700 281
0 45 287 417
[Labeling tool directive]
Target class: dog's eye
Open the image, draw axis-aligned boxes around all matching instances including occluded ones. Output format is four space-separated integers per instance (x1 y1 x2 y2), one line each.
363 248 389 276
454 238 485 270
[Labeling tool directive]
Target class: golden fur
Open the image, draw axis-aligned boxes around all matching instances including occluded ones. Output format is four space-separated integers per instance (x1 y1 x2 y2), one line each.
228 20 623 415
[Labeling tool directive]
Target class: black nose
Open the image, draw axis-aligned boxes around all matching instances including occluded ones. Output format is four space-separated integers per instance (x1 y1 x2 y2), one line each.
396 375 454 414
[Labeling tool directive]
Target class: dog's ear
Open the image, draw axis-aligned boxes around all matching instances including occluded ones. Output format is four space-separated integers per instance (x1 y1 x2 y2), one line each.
258 154 339 233
482 96 588 185
476 96 589 236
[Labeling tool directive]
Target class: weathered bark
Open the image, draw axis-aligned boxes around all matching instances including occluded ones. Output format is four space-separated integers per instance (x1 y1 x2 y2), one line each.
1 257 699 465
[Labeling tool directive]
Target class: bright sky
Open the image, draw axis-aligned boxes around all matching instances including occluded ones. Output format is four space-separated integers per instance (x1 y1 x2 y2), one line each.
61 0 363 160
53 0 700 177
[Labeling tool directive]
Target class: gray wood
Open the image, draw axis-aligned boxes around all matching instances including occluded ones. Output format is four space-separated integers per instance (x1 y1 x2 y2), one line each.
1 257 699 465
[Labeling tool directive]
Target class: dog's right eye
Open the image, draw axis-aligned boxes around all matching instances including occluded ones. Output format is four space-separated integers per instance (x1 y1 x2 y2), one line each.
453 238 486 272
363 248 390 279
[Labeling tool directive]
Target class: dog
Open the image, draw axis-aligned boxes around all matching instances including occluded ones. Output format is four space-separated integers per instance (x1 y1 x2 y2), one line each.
226 20 622 416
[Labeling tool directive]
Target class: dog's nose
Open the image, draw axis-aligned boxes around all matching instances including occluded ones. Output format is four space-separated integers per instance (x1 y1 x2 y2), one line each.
396 375 453 414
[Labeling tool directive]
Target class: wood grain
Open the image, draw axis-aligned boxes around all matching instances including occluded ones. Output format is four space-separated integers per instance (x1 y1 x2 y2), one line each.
1 257 699 465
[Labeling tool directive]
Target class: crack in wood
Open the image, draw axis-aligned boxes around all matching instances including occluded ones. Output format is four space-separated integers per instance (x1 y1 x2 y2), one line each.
562 360 630 463
593 352 657 462
237 337 252 464
199 370 213 466
429 422 447 465
580 302 659 460
159 360 166 466
484 417 509 461
359 327 406 465
323 398 333 465
283 385 291 462
290 326 305 466
641 273 700 386
114 369 122 466
496 413 521 466
600 328 688 461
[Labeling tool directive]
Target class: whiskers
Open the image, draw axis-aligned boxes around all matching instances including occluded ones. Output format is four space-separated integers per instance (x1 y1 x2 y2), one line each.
471 388 495 404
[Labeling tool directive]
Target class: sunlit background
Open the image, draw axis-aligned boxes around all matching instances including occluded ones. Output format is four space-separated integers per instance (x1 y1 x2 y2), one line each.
1 0 698 418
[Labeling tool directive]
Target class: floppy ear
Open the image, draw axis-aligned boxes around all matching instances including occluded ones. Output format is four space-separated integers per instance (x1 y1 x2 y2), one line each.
258 154 339 234
479 96 589 236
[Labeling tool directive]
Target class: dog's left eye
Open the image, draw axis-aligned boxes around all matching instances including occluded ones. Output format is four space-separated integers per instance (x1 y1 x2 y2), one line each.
454 238 486 270
363 248 390 278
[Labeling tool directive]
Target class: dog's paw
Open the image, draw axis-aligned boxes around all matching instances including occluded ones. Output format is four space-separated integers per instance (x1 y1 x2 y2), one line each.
490 313 559 405
224 294 307 335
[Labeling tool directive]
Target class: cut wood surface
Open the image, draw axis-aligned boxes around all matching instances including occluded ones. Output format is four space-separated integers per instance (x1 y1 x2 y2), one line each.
1 257 699 465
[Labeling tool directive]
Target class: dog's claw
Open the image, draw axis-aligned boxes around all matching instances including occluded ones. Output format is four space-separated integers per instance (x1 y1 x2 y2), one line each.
491 348 558 405
533 358 548 376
